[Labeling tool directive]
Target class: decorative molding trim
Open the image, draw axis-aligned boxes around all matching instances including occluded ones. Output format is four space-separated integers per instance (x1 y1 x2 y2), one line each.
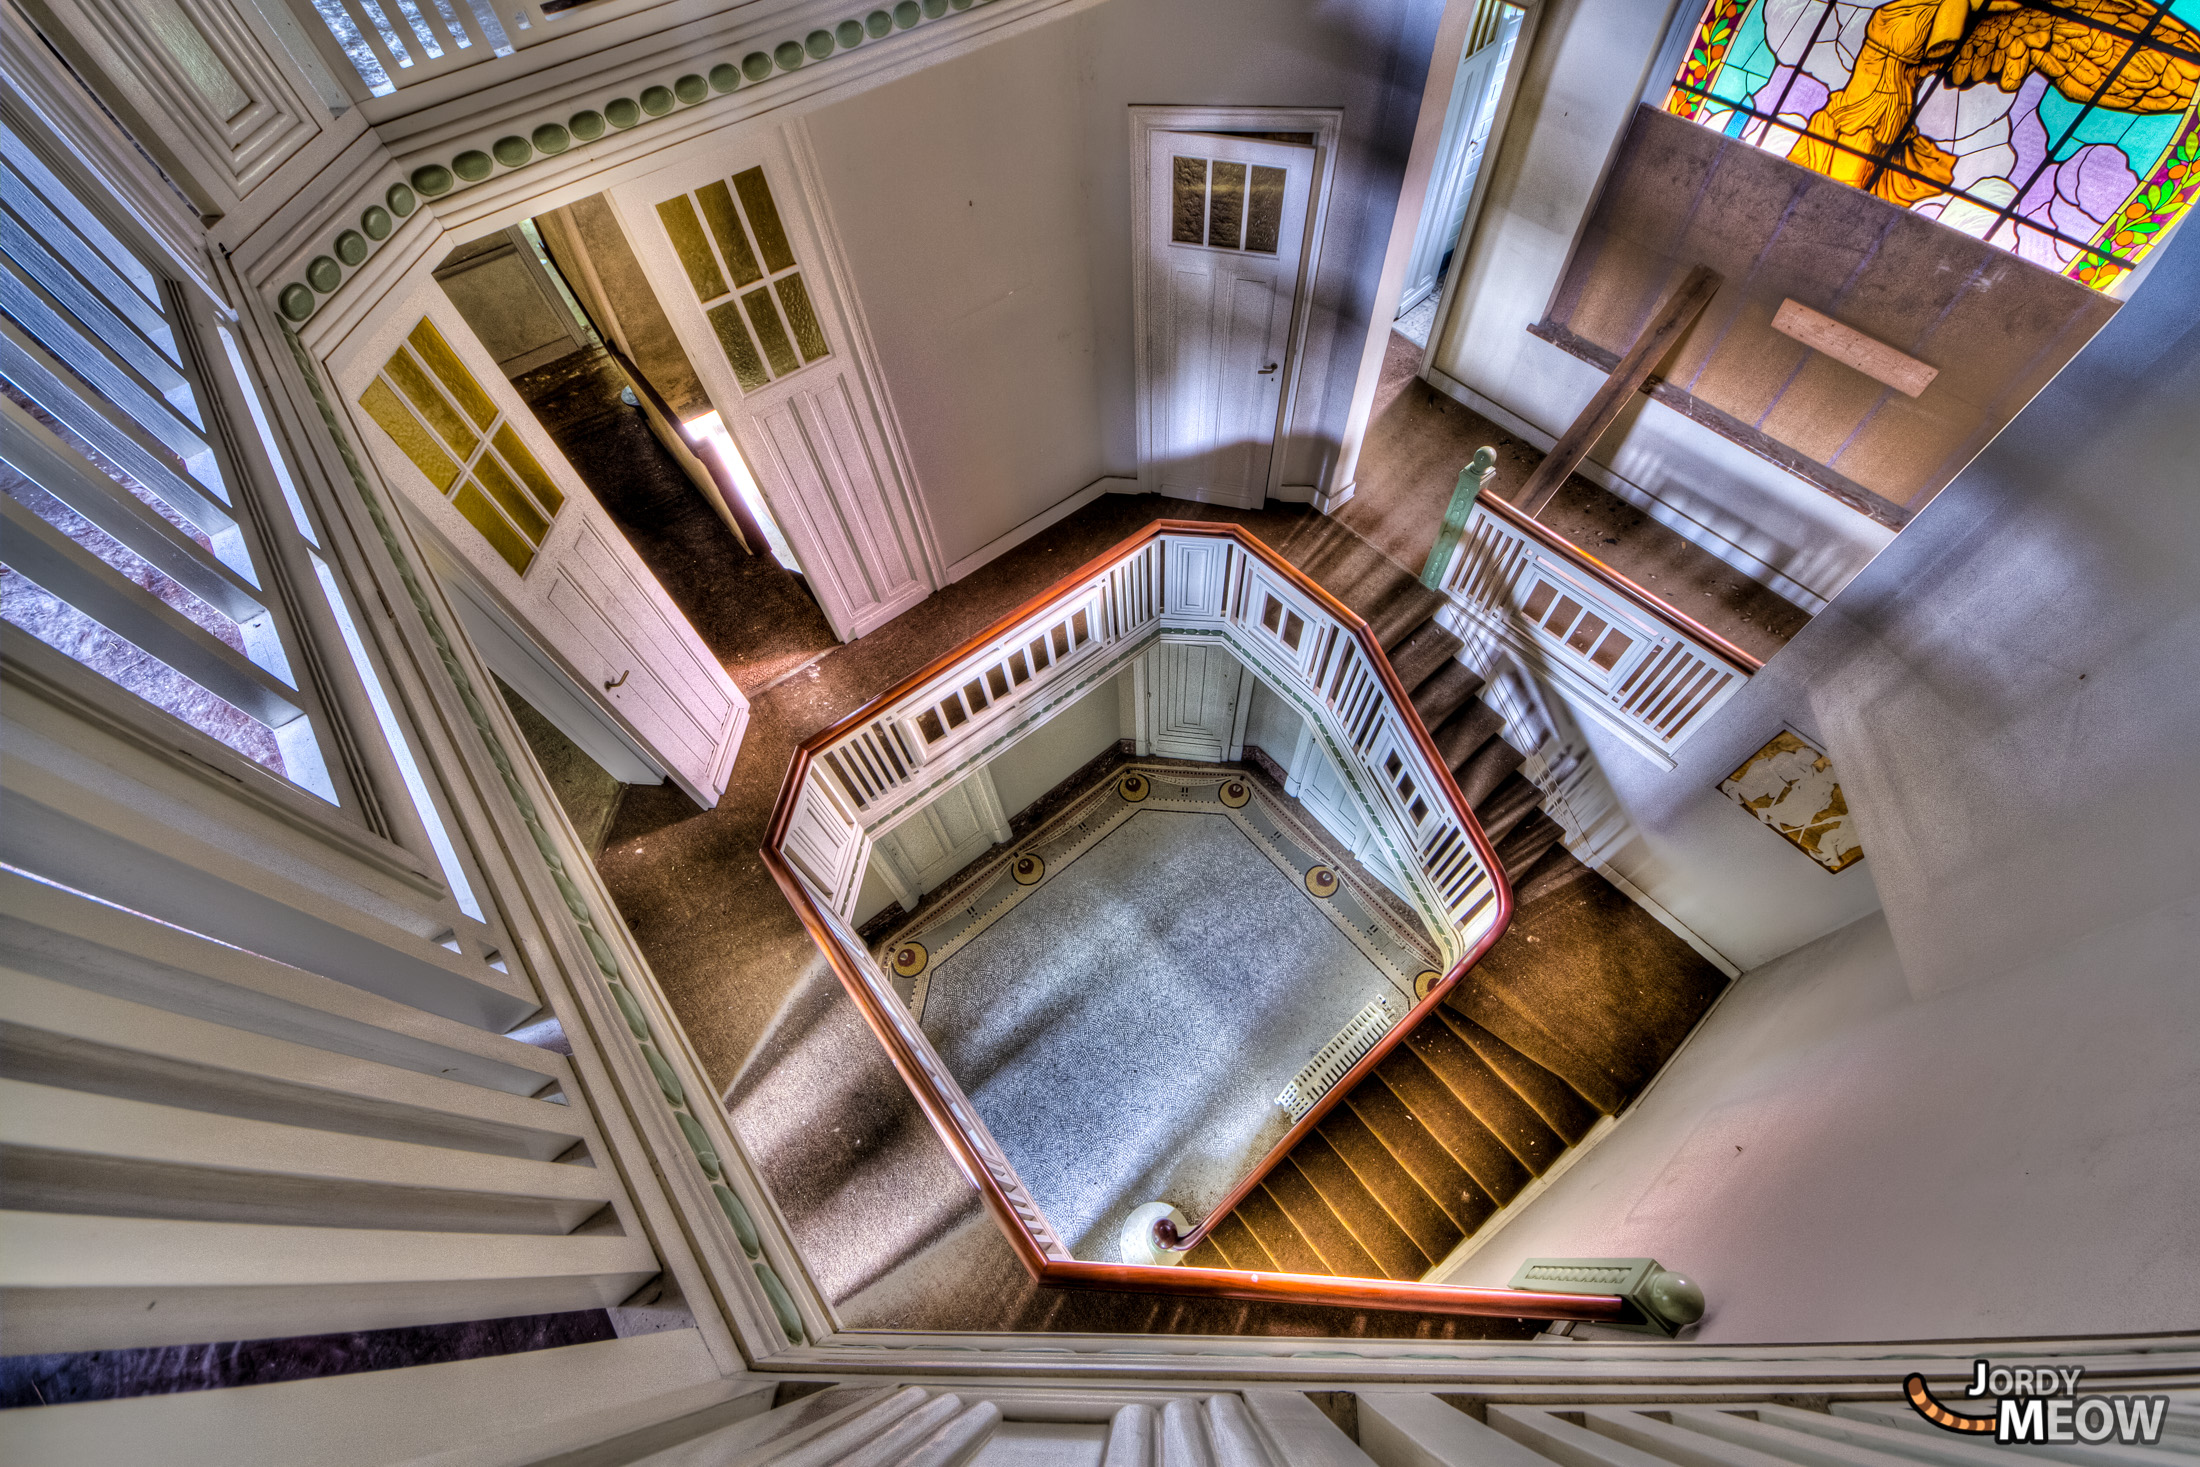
274 323 807 1345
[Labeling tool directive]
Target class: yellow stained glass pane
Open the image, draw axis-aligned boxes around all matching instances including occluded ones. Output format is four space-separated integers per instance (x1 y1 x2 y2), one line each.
453 478 534 575
1207 160 1245 249
731 167 795 274
407 318 497 429
775 273 829 363
1244 165 1286 254
698 180 763 289
473 450 549 543
491 423 564 517
708 300 770 392
384 349 479 459
1171 156 1207 244
657 194 729 303
743 286 799 377
358 377 460 490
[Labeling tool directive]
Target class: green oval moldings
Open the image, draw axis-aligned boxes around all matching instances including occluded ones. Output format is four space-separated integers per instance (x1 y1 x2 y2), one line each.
835 18 863 47
742 50 773 80
410 164 453 197
605 96 641 128
805 28 834 58
608 982 651 1040
923 0 948 17
642 1045 686 1106
333 229 368 266
673 73 706 104
640 84 674 115
708 61 740 92
361 205 392 241
305 255 342 293
952 0 973 9
893 0 920 27
492 135 532 168
278 282 316 321
675 1111 721 1178
712 1183 762 1258
452 149 493 182
570 110 606 142
774 39 805 69
865 9 892 36
532 122 570 155
755 1261 803 1342
386 182 416 216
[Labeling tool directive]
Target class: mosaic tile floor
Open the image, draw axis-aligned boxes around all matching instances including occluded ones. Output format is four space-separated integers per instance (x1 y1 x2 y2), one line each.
877 763 1440 1260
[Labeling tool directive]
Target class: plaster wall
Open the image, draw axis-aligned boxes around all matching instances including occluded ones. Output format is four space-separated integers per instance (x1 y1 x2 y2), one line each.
1446 201 2200 1342
1429 0 1893 608
988 668 1129 818
1241 674 1306 774
801 0 1443 568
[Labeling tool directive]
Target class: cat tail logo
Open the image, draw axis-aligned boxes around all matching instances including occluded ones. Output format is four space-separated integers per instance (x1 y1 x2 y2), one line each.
1905 1363 2172 1445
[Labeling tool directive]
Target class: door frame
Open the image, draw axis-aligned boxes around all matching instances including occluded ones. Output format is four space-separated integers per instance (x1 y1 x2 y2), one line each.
1129 105 1341 506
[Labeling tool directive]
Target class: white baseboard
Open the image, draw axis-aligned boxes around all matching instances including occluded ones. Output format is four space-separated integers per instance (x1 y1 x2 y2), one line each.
944 477 1128 582
1313 479 1355 514
1271 482 1318 504
1422 367 1831 614
1101 476 1146 495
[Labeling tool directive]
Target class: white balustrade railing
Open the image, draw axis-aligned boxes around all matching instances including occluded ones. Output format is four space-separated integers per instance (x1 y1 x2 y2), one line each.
284 0 662 97
1436 495 1760 766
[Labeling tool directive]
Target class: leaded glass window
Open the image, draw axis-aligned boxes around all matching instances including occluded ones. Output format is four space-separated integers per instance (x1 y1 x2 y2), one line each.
1665 0 2200 289
655 167 830 394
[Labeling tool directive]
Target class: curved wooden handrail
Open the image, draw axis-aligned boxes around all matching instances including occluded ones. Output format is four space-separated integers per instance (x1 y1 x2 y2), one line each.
761 523 1623 1323
1477 491 1765 675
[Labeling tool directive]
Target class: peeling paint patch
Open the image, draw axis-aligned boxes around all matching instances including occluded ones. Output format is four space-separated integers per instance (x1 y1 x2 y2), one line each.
1719 728 1863 873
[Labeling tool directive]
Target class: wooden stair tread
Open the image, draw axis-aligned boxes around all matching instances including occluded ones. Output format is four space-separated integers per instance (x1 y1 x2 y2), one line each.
1438 1007 1601 1145
1389 617 1466 692
1233 1185 1328 1275
1285 1133 1430 1279
1262 1162 1385 1278
1316 1107 1461 1265
1411 658 1485 731
1183 1236 1231 1270
1344 1079 1497 1238
1374 1049 1533 1205
1208 1210 1278 1273
1433 699 1505 771
1403 1017 1565 1174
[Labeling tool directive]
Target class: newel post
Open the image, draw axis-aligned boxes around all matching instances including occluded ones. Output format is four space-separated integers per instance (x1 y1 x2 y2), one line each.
1419 446 1497 590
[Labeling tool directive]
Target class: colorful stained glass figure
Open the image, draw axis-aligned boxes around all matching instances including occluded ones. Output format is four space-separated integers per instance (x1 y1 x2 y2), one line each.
1664 0 2200 290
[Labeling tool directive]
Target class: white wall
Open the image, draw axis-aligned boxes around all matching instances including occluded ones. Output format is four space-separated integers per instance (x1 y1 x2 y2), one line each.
1447 211 2200 1342
803 0 1445 567
1429 0 1892 609
989 668 1129 818
1240 673 1306 771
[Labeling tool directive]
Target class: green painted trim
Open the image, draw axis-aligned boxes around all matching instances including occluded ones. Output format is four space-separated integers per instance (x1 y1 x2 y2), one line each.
278 325 801 1343
273 0 1007 320
1420 447 1495 591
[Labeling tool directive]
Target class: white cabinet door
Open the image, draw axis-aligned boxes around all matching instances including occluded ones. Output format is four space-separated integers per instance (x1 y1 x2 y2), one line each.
340 292 748 809
1148 642 1244 761
1140 131 1313 508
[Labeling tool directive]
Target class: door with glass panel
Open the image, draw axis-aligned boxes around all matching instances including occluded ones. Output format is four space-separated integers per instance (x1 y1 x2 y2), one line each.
1141 132 1315 509
343 296 747 808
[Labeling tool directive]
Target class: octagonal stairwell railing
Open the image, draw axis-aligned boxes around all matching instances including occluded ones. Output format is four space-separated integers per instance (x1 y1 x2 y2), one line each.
761 522 1627 1322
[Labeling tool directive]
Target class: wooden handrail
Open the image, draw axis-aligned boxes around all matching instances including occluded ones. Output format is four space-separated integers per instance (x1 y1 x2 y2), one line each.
1474 491 1765 675
761 524 1625 1322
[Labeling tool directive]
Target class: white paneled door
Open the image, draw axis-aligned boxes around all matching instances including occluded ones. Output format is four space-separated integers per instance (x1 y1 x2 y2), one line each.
1148 642 1244 761
1140 131 1313 509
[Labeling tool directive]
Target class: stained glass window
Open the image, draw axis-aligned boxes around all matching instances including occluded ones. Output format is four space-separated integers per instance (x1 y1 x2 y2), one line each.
1665 0 2200 290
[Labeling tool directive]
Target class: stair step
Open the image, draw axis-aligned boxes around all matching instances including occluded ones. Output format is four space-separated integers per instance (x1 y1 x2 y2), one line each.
1403 1017 1566 1174
1497 810 1567 882
1183 1235 1231 1270
1262 1161 1385 1278
1375 1048 1534 1206
1412 660 1484 733
1438 1009 1601 1145
1473 770 1542 845
1233 1184 1329 1275
1344 1078 1497 1238
1208 1209 1278 1272
1316 1106 1461 1265
1286 1132 1431 1279
1432 697 1503 773
1388 617 1463 691
1449 984 1627 1117
1456 737 1529 813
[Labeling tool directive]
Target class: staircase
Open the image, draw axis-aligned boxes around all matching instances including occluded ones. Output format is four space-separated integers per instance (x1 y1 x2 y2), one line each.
1177 516 1722 1281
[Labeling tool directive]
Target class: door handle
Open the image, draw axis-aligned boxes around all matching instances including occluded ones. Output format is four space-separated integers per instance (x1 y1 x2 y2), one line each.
604 670 630 690
1256 362 1279 374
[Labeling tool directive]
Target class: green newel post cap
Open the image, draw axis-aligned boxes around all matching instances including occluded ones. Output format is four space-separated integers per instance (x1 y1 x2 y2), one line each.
1509 1257 1708 1336
492 135 532 168
1420 444 1497 589
640 84 674 115
774 39 806 69
569 109 606 141
385 182 416 216
278 283 316 321
333 229 368 266
865 9 892 36
605 97 641 128
742 50 773 80
361 205 392 240
532 122 570 154
305 255 342 292
452 150 493 182
673 73 706 104
410 164 453 196
709 62 740 92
